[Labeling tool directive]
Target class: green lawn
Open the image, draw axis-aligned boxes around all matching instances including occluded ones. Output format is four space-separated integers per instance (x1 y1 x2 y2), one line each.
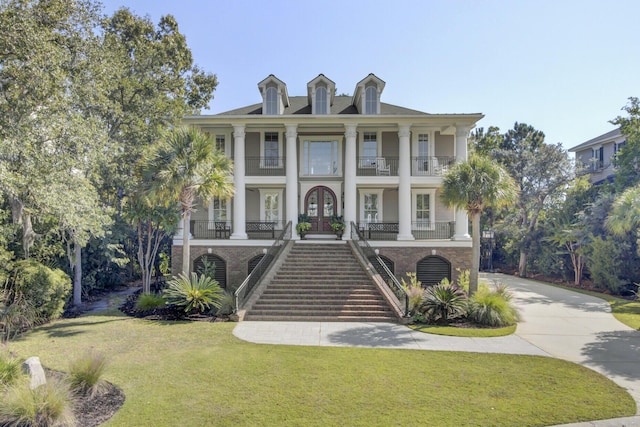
7 310 636 426
410 324 516 337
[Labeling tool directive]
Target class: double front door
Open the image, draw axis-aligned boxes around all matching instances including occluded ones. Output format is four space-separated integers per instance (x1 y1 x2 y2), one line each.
304 186 336 233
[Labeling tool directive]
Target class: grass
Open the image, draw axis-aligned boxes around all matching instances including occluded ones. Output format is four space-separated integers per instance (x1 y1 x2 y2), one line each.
410 324 517 337
5 309 635 426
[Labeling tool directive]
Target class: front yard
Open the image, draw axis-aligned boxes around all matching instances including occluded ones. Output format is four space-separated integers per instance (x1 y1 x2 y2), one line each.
5 308 635 426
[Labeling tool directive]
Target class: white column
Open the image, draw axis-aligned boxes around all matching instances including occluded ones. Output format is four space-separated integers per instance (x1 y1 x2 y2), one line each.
397 124 414 240
344 123 358 239
453 125 471 240
231 125 248 239
285 124 299 239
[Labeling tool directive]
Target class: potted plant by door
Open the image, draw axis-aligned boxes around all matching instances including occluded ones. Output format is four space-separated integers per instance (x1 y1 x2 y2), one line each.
330 215 345 239
297 213 311 239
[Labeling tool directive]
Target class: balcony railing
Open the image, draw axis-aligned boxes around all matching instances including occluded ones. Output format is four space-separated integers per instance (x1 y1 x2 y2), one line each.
356 221 455 240
356 157 399 176
245 157 286 176
190 220 287 240
411 156 456 176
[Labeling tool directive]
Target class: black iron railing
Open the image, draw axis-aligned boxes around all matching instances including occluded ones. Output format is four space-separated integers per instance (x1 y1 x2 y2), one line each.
350 221 408 317
356 157 399 176
245 157 286 176
355 221 455 240
234 221 292 311
411 221 455 239
411 156 456 176
190 220 287 240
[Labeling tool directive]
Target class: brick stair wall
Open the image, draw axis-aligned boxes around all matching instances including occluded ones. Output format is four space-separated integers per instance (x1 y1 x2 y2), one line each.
244 243 397 322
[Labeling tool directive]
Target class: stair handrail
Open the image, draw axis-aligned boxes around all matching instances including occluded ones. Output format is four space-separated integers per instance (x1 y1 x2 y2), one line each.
350 221 409 317
235 221 292 312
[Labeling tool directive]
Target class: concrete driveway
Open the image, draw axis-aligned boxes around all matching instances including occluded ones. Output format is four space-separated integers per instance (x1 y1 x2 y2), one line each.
488 273 640 409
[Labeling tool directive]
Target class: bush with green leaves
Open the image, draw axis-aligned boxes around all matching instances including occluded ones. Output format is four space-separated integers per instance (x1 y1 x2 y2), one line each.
68 351 109 397
164 273 224 314
0 302 37 342
0 378 75 427
0 352 22 388
585 236 626 293
417 282 467 324
214 291 236 317
135 293 166 311
467 284 521 327
4 260 71 322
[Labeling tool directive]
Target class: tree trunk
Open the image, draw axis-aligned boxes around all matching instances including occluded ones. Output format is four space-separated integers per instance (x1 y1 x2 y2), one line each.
182 212 191 275
73 243 82 306
470 212 481 296
518 251 527 277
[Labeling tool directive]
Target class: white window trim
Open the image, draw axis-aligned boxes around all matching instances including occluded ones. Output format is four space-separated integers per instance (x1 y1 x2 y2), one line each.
411 189 436 230
264 86 279 115
260 130 283 168
359 189 384 225
299 137 343 177
259 189 283 227
313 86 329 115
364 85 378 115
412 130 435 175
214 132 230 156
358 130 381 168
208 197 231 228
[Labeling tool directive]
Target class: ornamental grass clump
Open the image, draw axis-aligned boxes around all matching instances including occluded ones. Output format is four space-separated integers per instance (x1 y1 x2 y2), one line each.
135 292 166 311
68 351 109 397
418 282 467 324
0 352 22 388
164 273 224 314
400 272 425 316
0 378 75 427
467 284 521 327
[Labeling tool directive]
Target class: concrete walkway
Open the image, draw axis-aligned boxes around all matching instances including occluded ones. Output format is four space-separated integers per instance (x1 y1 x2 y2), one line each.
233 273 640 426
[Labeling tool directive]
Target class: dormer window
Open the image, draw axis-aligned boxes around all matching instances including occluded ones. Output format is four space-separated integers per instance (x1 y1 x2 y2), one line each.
258 74 289 116
307 74 335 115
316 87 328 114
365 86 377 114
352 74 385 115
265 87 278 115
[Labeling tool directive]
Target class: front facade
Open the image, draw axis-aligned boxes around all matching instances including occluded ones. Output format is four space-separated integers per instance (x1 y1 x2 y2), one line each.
172 74 483 289
569 127 626 184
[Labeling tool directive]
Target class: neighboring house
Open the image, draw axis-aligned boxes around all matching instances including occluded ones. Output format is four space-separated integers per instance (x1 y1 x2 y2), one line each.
569 127 626 184
174 73 483 289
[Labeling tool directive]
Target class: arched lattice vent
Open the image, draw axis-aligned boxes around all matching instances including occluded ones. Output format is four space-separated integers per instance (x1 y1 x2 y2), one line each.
193 254 227 289
416 255 451 287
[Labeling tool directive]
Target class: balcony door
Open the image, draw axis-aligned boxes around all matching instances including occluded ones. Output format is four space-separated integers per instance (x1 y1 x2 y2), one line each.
305 186 336 233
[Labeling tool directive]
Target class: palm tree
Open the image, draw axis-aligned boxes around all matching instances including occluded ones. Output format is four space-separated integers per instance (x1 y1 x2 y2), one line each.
606 184 640 249
140 127 234 275
441 154 518 295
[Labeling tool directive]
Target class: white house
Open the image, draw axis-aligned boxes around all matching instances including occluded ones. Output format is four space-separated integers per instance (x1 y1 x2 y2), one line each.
569 127 626 184
173 74 483 290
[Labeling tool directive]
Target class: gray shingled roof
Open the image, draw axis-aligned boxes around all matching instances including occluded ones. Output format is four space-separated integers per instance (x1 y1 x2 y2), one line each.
216 95 431 116
568 128 622 152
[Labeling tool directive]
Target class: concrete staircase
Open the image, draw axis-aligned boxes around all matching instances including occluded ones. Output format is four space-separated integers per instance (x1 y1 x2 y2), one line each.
244 242 397 322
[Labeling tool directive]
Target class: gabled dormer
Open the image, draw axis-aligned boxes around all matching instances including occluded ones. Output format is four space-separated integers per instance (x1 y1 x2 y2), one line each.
257 74 289 115
307 74 336 115
352 74 385 115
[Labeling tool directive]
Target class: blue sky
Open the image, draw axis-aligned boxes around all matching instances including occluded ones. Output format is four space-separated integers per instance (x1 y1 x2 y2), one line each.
101 0 640 150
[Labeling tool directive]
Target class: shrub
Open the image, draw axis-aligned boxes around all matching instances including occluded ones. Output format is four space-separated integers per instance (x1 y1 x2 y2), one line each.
164 273 224 314
68 351 109 397
418 282 467 324
400 272 424 315
214 291 236 317
0 378 75 427
455 268 470 293
5 260 71 322
468 286 521 327
135 293 166 311
585 236 625 293
0 302 37 342
0 352 22 388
